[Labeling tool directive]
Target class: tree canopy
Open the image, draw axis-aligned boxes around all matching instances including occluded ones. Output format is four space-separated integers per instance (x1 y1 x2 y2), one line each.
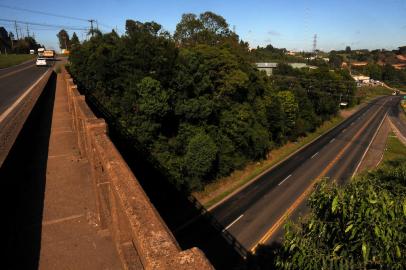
69 12 357 191
271 159 406 269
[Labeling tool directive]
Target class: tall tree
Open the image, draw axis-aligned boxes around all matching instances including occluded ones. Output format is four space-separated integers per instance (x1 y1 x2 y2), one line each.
57 29 70 49
70 32 80 47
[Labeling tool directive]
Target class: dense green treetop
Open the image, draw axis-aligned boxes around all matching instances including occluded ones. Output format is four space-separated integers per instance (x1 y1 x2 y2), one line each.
69 12 356 191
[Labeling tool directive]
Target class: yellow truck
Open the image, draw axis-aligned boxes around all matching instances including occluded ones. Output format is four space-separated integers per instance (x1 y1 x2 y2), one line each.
43 50 55 59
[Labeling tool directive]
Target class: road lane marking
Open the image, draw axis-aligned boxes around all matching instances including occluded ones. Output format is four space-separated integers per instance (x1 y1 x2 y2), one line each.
351 122 354 126
222 214 244 232
311 152 319 159
352 112 388 177
250 99 389 253
278 174 292 186
329 138 335 143
0 62 35 80
0 70 49 123
342 128 346 133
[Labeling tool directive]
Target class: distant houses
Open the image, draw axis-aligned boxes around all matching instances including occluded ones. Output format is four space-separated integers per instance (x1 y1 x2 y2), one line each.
255 62 317 76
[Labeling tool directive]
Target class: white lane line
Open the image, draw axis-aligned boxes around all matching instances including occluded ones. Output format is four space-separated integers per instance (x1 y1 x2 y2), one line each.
0 71 49 123
0 62 35 80
222 214 244 232
278 174 292 186
352 112 388 178
311 152 319 159
351 122 354 126
330 138 335 143
342 128 346 133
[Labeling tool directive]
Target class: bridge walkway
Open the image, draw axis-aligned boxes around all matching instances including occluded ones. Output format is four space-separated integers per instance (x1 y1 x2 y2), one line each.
37 72 123 269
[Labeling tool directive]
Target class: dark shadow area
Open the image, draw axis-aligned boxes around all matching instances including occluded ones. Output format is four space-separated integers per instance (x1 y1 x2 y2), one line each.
1 72 56 270
244 242 283 270
84 94 246 270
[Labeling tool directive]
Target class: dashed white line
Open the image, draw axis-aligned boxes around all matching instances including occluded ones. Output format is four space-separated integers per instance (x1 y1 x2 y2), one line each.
278 174 292 186
311 152 319 159
330 138 335 143
342 128 346 133
351 122 354 126
223 214 244 232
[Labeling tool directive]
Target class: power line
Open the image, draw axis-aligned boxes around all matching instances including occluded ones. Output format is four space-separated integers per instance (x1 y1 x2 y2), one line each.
0 4 88 22
0 18 88 31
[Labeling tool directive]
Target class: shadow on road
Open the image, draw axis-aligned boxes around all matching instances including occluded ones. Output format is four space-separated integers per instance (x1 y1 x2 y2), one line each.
1 72 56 270
84 94 246 270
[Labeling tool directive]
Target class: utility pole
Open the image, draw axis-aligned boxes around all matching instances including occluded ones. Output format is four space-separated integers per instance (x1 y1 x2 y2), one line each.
88 19 95 37
14 20 19 40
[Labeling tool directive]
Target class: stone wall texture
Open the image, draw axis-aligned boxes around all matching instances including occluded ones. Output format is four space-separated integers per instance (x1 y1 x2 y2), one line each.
62 68 214 270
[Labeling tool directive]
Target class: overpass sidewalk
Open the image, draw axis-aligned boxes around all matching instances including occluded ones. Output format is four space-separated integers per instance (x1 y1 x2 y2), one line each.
38 72 123 269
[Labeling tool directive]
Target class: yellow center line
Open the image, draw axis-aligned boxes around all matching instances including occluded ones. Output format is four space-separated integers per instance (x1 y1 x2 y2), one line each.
0 62 34 80
250 99 388 253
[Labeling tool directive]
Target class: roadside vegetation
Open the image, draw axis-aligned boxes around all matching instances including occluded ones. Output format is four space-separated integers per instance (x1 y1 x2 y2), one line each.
0 54 35 69
68 11 356 192
248 159 406 269
195 115 344 207
382 132 406 163
355 85 393 102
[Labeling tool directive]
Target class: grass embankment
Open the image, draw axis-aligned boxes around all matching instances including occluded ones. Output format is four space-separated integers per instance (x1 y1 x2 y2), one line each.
0 54 35 69
356 85 393 102
195 87 394 209
381 132 406 163
194 115 344 208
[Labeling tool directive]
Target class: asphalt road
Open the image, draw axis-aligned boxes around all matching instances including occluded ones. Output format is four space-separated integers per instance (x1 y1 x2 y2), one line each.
211 95 399 251
0 59 51 115
389 95 406 136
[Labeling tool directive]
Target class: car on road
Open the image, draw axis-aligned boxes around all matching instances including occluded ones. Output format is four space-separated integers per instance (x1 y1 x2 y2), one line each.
36 58 47 67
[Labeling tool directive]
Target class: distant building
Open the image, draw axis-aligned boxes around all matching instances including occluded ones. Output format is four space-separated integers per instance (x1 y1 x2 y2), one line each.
255 62 316 76
290 63 307 69
352 75 370 82
392 63 406 70
350 61 368 67
256 62 278 76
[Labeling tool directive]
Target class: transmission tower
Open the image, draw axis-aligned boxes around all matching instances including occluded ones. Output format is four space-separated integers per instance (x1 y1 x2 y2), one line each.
88 19 95 37
26 23 30 37
312 34 317 54
14 20 19 39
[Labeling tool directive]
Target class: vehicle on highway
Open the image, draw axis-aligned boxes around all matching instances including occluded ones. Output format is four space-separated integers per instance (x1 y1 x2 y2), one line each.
37 47 45 57
36 58 47 67
29 49 35 54
43 50 55 59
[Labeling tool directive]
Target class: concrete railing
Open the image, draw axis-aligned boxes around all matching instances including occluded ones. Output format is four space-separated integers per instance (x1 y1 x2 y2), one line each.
0 69 52 167
62 69 213 270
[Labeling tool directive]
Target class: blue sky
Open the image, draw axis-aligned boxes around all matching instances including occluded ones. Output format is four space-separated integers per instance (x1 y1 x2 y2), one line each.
1 0 405 52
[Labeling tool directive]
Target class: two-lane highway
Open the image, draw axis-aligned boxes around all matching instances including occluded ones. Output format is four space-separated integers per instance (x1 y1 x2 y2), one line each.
210 96 398 251
0 59 51 114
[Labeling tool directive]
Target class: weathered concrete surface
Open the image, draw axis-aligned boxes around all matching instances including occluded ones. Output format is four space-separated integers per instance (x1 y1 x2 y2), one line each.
38 72 123 269
62 68 213 270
